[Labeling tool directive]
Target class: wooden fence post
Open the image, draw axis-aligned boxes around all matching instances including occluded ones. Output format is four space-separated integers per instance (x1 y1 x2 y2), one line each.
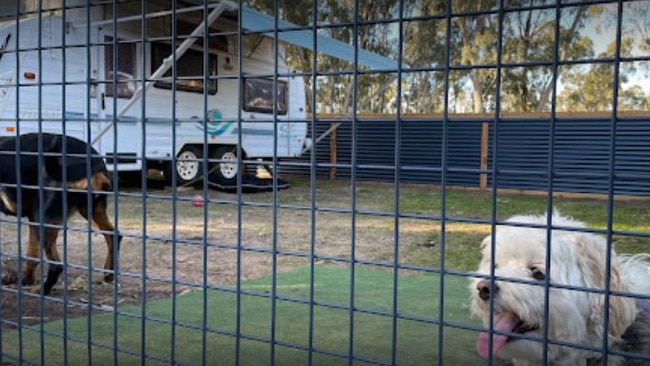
330 122 337 180
480 121 489 190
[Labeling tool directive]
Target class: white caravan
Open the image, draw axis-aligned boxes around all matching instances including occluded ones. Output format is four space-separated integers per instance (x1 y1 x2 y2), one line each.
0 0 398 186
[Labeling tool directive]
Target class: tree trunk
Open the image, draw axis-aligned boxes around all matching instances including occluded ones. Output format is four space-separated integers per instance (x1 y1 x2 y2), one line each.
536 5 588 111
471 71 485 113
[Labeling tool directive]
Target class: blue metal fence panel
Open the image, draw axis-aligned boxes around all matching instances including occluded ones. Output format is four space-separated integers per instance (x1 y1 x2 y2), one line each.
491 117 650 196
309 118 483 188
287 116 650 197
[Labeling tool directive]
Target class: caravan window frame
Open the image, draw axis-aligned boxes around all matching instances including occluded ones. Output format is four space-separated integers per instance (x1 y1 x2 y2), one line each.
151 42 218 95
104 36 139 99
243 78 287 115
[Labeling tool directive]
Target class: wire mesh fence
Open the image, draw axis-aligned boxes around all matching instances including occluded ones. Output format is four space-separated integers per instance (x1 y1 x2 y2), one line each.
0 0 649 365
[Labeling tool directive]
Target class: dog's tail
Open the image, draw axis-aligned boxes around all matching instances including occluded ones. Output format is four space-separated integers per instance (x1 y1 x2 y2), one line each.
44 134 110 191
619 254 650 295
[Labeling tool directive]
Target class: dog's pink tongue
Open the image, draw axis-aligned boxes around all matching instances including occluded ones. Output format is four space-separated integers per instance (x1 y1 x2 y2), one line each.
476 313 519 359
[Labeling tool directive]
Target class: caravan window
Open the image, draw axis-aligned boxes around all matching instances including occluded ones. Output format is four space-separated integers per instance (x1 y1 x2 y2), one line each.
105 37 137 99
151 42 217 95
243 79 287 115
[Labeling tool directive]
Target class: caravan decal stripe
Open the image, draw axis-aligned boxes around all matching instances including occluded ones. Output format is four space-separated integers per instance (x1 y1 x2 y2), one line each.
206 121 233 136
232 128 274 136
64 110 277 137
195 108 235 136
64 111 142 124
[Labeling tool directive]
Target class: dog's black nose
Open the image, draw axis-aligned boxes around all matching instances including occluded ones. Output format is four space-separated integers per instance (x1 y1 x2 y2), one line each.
477 279 499 301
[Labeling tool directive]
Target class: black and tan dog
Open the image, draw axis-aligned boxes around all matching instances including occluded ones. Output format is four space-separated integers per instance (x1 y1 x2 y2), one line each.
0 133 122 295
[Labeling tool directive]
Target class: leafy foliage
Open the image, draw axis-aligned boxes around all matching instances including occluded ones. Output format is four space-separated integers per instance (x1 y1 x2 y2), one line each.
247 0 649 113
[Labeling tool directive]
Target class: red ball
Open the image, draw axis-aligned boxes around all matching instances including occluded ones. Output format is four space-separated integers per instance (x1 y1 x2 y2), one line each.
192 194 204 207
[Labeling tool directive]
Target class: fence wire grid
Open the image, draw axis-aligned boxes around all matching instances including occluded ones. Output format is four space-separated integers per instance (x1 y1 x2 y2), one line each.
0 0 649 365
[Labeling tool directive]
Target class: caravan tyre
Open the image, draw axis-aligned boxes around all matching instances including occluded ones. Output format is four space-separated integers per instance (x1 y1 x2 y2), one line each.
165 146 203 186
209 146 239 186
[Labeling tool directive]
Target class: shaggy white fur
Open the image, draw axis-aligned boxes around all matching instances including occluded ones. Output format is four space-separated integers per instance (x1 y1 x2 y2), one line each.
469 213 650 366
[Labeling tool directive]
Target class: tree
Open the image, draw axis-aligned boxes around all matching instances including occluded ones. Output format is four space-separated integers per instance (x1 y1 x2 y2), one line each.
245 0 648 114
401 1 448 113
447 0 595 113
558 38 645 111
450 0 499 113
248 0 401 114
620 85 649 111
559 0 650 111
497 1 596 112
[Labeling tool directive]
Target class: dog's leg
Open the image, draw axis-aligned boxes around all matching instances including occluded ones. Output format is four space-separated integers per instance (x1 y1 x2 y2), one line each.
24 225 63 295
1 267 17 285
94 205 121 283
79 202 122 283
22 225 40 286
39 227 62 295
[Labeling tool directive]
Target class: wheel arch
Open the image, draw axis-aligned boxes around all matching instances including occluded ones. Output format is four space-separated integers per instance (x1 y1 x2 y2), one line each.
174 142 247 160
206 143 246 160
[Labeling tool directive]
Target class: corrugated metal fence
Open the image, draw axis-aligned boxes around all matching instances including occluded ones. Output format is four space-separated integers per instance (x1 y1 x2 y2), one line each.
284 112 650 196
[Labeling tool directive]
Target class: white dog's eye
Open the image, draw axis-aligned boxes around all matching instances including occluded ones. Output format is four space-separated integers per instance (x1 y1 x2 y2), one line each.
530 266 546 281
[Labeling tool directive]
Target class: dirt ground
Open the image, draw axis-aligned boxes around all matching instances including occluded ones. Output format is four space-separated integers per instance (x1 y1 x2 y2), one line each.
0 176 436 330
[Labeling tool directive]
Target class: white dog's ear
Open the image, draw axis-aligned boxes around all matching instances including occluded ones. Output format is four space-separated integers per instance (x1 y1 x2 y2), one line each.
575 234 637 337
480 236 490 251
550 207 561 219
479 236 493 268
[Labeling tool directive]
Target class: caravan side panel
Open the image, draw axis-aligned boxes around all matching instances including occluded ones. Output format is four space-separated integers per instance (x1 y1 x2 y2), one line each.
0 17 99 143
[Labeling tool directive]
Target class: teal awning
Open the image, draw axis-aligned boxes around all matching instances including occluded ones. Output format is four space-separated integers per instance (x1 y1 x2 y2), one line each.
240 6 400 71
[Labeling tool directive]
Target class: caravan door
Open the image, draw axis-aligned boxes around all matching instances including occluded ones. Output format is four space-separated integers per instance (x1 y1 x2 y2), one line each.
97 33 143 171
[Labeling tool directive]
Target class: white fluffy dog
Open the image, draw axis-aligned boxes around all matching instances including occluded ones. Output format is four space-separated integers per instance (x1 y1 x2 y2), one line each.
469 213 650 366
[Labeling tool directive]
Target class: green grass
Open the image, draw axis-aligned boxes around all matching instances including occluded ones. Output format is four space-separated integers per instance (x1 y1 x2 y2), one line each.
119 177 650 273
5 182 650 365
2 266 482 366
361 185 650 270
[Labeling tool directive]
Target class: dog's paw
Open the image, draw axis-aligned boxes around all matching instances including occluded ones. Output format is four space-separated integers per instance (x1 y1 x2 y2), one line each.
21 276 35 286
1 267 17 285
29 285 55 296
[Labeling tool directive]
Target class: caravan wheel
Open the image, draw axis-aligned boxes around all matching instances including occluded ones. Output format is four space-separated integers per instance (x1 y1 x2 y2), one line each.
165 146 203 186
209 146 239 185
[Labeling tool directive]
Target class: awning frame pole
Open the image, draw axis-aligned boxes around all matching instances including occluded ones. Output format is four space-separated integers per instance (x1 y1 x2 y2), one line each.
300 75 399 155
